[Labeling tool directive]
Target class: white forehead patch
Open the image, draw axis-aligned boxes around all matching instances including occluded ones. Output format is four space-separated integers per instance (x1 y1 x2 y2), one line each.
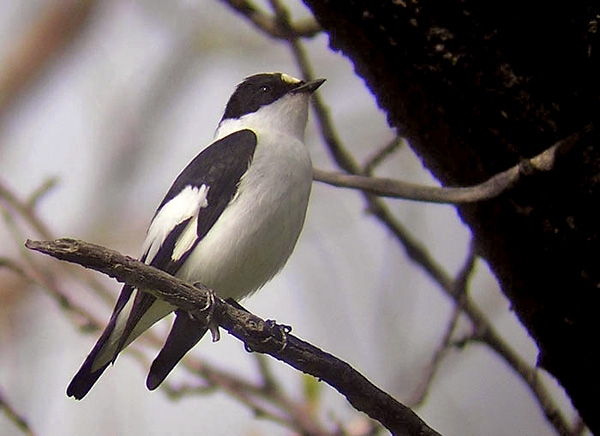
280 73 301 84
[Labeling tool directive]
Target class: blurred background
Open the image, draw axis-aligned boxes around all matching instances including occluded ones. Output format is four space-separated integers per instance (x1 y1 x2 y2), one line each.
0 1 582 435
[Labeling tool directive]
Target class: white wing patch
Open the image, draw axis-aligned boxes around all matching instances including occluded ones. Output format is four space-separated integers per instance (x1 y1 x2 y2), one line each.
171 214 199 261
142 184 210 264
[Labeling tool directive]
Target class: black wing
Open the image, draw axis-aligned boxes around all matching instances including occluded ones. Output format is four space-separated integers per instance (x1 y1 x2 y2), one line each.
146 310 208 390
149 128 258 274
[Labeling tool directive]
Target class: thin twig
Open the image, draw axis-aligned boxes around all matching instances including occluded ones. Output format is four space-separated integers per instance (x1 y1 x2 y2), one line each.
136 331 326 434
0 178 114 305
407 243 477 407
270 0 454 290
26 177 59 210
362 136 405 176
0 388 34 436
164 357 323 434
0 0 97 118
0 179 54 240
314 123 594 204
220 0 321 39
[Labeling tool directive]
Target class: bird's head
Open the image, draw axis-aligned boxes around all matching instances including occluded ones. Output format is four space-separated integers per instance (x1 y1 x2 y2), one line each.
217 72 325 140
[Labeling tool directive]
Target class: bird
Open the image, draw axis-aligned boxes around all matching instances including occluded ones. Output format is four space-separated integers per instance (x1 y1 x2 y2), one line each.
67 72 325 400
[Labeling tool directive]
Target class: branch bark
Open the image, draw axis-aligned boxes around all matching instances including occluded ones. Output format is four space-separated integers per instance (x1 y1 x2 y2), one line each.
25 238 441 436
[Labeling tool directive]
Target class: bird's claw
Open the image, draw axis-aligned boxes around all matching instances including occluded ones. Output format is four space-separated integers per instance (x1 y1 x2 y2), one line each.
244 319 291 353
266 320 291 352
193 284 220 341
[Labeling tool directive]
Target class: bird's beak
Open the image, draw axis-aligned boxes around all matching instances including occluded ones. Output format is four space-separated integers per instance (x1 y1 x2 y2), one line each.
291 78 326 94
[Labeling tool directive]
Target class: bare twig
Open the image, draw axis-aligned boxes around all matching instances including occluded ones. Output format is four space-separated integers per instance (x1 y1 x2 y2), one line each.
0 388 33 436
25 177 59 210
276 6 457 294
407 243 477 407
220 0 321 39
164 354 327 435
0 178 114 306
142 333 328 434
0 0 97 119
314 123 594 204
0 179 54 240
26 238 441 436
362 136 405 176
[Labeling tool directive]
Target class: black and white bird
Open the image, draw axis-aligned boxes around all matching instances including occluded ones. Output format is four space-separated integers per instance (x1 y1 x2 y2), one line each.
67 72 325 400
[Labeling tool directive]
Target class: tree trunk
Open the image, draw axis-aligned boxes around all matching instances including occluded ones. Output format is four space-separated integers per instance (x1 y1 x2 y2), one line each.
303 0 600 432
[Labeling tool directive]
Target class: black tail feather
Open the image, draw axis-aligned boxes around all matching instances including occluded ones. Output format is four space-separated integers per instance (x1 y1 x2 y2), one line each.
66 316 122 400
67 356 111 400
146 310 208 390
66 284 136 400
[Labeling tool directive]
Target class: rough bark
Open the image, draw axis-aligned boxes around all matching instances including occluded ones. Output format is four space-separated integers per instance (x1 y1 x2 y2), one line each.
302 0 600 432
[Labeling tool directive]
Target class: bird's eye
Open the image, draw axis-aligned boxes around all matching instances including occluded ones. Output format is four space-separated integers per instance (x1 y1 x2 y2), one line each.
260 85 271 93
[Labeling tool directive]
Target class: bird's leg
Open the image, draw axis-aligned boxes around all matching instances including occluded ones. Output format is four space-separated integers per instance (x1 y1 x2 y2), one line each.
224 299 292 352
192 284 220 342
208 321 220 342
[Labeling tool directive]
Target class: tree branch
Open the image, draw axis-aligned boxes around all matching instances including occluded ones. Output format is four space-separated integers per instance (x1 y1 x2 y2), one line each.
313 123 593 204
25 238 440 436
220 0 321 39
0 388 33 436
0 0 97 119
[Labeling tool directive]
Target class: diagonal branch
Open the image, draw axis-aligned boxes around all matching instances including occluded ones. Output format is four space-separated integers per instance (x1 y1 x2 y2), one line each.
0 388 33 436
220 0 321 39
25 238 440 436
0 0 98 119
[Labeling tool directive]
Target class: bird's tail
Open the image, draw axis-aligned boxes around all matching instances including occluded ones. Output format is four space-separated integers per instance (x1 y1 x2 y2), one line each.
146 310 208 390
66 340 113 400
67 285 173 399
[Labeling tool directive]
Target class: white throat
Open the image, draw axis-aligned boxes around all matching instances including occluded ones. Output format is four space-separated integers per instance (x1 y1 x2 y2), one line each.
215 92 310 141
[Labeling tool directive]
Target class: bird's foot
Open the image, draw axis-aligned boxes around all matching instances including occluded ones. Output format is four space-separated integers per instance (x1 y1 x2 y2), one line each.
267 319 291 350
247 319 291 353
192 284 220 341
